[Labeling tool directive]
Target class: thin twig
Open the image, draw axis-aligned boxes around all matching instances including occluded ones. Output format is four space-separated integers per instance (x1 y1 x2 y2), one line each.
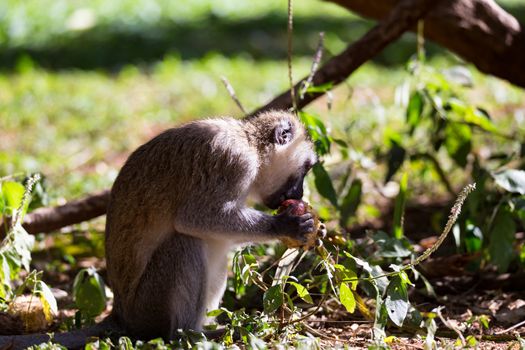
412 183 475 266
260 248 302 278
300 32 325 100
220 76 247 115
436 307 465 346
11 174 40 227
340 183 476 283
416 20 425 62
287 0 296 112
0 173 25 182
2 174 41 246
495 319 525 335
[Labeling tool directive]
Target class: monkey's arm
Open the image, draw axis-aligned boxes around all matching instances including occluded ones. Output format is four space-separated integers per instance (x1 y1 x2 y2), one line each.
174 204 313 244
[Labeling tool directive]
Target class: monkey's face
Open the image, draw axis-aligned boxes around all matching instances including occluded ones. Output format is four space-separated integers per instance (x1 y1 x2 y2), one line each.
253 116 317 210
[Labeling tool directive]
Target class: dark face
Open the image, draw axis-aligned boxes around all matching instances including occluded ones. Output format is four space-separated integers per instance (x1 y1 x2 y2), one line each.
264 173 306 210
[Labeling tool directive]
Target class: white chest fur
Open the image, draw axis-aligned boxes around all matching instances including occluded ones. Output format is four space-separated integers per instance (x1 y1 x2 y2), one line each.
202 239 233 323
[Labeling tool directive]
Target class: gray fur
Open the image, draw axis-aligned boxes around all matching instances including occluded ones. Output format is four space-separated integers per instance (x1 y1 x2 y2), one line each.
105 110 317 340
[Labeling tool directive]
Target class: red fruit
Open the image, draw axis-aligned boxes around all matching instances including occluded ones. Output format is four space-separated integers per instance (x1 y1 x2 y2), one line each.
278 199 307 216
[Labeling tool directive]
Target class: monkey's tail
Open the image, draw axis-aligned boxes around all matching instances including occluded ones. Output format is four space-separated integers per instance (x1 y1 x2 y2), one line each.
0 315 121 350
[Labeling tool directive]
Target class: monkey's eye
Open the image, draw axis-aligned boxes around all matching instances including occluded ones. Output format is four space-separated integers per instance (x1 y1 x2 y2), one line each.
274 121 293 145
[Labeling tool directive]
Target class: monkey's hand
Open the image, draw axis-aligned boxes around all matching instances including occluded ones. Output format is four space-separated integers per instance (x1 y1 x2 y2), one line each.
272 209 316 248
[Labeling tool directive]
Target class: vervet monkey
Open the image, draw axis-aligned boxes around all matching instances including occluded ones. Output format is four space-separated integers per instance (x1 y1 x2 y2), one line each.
0 110 318 348
105 110 317 339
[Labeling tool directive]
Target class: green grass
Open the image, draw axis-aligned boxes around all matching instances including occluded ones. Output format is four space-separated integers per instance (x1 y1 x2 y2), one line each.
2 55 523 202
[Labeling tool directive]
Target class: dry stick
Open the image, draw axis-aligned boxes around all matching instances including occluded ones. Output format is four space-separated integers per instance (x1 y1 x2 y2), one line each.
1 174 40 247
220 76 247 115
299 32 325 100
11 174 40 229
1 0 440 236
287 0 296 112
436 306 466 346
0 190 110 236
340 183 476 284
495 319 525 335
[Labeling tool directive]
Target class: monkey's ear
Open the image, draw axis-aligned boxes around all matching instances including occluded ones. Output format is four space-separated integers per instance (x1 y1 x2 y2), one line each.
273 121 293 145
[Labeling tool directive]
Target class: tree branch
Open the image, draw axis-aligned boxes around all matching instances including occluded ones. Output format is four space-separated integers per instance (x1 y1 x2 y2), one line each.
0 190 109 236
327 0 525 88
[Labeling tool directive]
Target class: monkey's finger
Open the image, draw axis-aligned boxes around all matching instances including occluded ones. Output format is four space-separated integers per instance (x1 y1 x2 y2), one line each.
298 212 313 220
299 219 315 234
317 223 327 238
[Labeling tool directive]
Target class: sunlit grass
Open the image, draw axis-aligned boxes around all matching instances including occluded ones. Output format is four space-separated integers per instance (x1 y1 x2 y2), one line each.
1 52 523 202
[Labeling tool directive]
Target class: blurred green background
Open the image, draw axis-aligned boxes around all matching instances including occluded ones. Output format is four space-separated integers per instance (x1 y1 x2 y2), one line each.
1 0 524 202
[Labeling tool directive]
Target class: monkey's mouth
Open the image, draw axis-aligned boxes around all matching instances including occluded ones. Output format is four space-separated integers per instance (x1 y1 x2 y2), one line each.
265 175 305 210
264 194 287 210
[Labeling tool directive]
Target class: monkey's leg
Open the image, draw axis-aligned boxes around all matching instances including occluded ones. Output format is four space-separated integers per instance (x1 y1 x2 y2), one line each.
123 232 207 340
201 240 231 325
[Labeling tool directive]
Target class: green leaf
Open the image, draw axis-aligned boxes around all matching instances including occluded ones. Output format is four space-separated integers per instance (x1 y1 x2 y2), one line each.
36 280 58 322
339 179 362 228
305 82 334 94
478 315 490 329
392 174 408 239
373 291 388 342
492 169 525 195
406 90 425 135
312 163 338 208
513 197 525 223
385 276 409 327
73 268 107 318
3 250 21 279
339 283 356 313
465 107 497 133
333 263 358 290
385 141 406 183
86 339 111 350
442 66 473 87
0 253 10 299
424 313 437 350
1 181 25 217
349 255 389 294
444 123 471 167
11 225 35 271
464 223 483 253
466 335 477 347
207 309 224 317
373 232 411 258
489 208 516 272
447 98 497 133
333 138 348 149
289 282 313 304
263 285 283 314
299 111 331 156
118 337 134 350
0 253 11 286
